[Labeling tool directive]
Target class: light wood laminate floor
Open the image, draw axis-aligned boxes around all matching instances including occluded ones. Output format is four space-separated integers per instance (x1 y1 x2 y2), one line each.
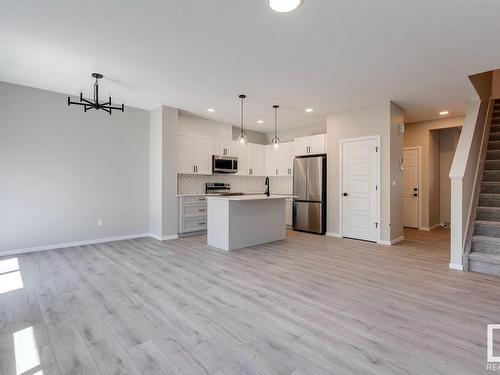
0 229 499 375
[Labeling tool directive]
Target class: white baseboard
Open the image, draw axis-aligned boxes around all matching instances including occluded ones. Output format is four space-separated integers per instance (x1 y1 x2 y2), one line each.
449 262 464 271
377 236 405 246
1 233 150 257
326 232 342 238
148 233 179 241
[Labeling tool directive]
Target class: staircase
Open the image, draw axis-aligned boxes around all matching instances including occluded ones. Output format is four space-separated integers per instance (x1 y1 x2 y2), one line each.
469 99 500 276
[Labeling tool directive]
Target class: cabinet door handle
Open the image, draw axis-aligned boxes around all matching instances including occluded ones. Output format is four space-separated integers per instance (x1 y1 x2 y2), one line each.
193 165 196 173
249 168 252 175
276 169 278 175
198 198 205 201
198 209 206 212
198 222 206 225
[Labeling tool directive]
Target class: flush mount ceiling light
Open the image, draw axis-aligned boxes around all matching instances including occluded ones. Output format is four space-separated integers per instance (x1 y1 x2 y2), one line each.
257 120 264 124
67 73 124 114
439 111 449 116
305 108 314 113
269 0 302 12
272 105 280 149
236 94 248 145
207 108 216 112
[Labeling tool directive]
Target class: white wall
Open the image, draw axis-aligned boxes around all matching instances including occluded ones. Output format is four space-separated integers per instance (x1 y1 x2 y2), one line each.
0 81 149 254
326 103 402 243
390 103 405 241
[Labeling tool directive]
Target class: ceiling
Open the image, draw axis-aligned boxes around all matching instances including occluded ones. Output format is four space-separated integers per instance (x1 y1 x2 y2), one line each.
1 0 500 132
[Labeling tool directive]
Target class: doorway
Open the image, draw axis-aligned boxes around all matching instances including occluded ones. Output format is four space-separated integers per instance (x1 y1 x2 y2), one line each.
340 136 380 242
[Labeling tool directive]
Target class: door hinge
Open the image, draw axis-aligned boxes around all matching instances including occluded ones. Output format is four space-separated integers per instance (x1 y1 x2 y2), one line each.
375 222 379 228
375 146 379 153
375 184 378 191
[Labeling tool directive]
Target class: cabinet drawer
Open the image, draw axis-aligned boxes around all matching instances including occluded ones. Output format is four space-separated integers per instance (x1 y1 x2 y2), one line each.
183 196 207 204
183 218 207 232
183 204 207 218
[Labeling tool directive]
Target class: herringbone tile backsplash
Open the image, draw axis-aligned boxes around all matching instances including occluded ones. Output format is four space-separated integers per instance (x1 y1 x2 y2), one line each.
178 174 293 195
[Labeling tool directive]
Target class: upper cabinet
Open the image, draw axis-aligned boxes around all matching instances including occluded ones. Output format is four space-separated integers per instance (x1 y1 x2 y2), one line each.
234 142 249 176
212 139 235 156
177 134 212 174
293 134 326 156
265 142 294 176
248 143 265 176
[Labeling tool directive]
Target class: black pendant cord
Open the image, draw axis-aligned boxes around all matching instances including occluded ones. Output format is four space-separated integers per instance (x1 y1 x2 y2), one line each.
239 94 246 136
273 104 280 143
67 73 125 114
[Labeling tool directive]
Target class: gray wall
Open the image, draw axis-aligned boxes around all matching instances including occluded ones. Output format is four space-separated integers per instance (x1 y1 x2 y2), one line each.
265 123 326 144
327 104 396 242
0 81 150 253
439 127 461 224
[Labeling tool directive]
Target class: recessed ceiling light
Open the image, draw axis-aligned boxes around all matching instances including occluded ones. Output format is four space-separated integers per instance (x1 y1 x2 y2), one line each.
207 108 216 112
257 120 264 124
269 0 302 13
439 111 449 116
305 108 314 113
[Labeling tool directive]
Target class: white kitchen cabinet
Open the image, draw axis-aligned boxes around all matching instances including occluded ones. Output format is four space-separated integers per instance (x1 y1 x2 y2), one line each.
293 134 326 156
265 142 294 176
234 142 249 176
178 196 208 234
177 134 212 174
212 139 235 156
248 143 265 176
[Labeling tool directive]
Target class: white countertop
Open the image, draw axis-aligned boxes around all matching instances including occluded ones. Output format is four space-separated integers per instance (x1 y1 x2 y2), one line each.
206 194 295 201
178 193 295 198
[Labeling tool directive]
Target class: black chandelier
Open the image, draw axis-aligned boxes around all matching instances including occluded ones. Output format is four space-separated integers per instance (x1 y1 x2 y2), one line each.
67 73 124 114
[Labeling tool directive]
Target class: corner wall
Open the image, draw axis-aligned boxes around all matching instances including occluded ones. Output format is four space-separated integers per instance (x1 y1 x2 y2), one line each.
326 103 403 243
0 81 150 254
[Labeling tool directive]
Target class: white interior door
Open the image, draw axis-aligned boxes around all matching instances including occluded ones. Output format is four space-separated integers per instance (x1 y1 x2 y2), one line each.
342 138 379 242
403 148 419 228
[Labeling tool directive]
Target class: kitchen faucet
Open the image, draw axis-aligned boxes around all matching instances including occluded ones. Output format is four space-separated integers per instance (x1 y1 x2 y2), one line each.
265 177 270 196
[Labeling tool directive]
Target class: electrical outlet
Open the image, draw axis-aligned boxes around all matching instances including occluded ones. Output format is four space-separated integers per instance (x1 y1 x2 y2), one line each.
97 218 104 227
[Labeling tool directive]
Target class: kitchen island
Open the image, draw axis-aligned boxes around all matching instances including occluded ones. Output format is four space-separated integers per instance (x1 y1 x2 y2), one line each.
206 195 287 251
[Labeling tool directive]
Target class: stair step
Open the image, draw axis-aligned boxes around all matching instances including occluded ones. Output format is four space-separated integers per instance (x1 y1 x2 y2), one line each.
486 149 500 160
479 193 500 207
476 206 500 221
483 170 500 182
490 125 500 133
485 160 500 170
490 132 500 142
488 141 500 151
469 252 500 276
481 182 500 194
474 220 500 238
471 235 500 254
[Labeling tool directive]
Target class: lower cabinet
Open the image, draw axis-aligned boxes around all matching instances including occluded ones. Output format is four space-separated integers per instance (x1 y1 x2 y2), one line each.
178 196 208 234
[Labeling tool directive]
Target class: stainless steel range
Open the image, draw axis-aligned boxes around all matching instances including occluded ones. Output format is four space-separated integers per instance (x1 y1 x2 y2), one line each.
205 183 245 196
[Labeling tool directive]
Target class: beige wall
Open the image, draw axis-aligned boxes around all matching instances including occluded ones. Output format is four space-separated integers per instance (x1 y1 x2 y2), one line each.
390 103 405 240
439 128 461 224
326 102 403 243
404 116 464 229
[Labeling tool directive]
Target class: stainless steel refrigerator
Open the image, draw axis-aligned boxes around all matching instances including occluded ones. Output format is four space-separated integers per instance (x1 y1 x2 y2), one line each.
293 155 327 234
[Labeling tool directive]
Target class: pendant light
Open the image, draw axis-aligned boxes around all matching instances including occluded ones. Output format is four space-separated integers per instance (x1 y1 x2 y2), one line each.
272 105 280 149
67 73 124 114
236 94 248 144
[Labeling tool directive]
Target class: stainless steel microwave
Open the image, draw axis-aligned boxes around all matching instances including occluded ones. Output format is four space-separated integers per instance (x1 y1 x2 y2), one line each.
212 155 238 173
